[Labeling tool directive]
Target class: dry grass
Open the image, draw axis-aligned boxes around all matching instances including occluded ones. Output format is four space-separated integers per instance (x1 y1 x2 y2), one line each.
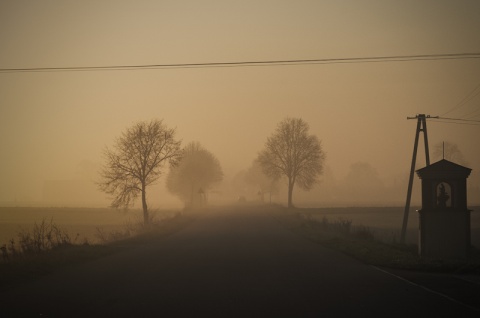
0 209 191 291
298 206 480 247
276 207 480 274
0 207 181 245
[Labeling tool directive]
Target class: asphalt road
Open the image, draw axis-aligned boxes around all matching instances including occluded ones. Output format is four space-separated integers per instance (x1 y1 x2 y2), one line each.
2 206 479 317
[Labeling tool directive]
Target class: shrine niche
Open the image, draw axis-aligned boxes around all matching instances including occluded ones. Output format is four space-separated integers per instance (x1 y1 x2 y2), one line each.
416 159 472 259
436 182 451 208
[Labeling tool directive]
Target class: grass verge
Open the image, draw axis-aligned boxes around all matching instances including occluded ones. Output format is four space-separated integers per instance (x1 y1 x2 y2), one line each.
0 212 193 292
276 207 480 274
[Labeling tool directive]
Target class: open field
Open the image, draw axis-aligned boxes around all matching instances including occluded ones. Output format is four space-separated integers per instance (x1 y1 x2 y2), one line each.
0 207 180 246
1 205 479 294
0 207 480 247
2 206 478 248
296 206 480 247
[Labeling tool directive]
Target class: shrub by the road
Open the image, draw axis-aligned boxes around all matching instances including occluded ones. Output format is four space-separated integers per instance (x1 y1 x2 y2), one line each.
0 211 190 291
279 208 480 274
1 218 80 261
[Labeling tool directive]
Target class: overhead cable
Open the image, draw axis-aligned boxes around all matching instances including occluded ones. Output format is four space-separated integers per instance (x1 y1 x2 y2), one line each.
437 116 480 123
1 52 480 73
441 83 480 117
429 119 480 126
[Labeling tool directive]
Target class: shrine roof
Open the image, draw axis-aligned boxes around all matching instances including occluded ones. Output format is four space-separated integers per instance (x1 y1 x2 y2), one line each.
416 159 471 179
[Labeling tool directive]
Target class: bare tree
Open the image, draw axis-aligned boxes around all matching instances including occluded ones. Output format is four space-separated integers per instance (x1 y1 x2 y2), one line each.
258 117 325 208
433 141 467 165
166 142 223 208
98 119 182 225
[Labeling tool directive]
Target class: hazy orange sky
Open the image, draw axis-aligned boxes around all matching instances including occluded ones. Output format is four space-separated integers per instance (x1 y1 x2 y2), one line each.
1 0 479 206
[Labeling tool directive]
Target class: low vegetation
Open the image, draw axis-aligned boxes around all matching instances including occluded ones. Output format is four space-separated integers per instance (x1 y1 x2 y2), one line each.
1 218 79 259
277 207 480 274
2 205 478 291
0 211 191 291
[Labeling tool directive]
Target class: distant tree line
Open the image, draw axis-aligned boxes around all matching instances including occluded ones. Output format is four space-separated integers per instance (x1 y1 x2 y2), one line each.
97 117 327 223
97 120 224 224
96 116 477 221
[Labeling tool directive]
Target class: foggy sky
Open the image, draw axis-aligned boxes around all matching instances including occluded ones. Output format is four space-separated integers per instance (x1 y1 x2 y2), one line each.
1 0 479 206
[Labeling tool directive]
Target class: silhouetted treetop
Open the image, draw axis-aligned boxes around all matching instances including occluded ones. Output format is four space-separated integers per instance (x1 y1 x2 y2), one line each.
98 119 182 224
166 141 223 208
258 117 325 208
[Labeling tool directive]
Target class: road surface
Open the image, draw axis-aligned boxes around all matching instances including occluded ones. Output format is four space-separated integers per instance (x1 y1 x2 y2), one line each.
1 206 479 317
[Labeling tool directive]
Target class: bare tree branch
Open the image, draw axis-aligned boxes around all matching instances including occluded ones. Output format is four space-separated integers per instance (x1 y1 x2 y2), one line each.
97 119 182 224
258 118 325 208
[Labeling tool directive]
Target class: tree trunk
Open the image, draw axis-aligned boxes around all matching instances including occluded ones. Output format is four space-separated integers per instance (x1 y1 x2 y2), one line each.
142 184 149 225
288 178 294 208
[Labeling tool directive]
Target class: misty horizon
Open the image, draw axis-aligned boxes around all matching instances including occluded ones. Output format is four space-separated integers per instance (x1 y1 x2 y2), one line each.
1 1 479 209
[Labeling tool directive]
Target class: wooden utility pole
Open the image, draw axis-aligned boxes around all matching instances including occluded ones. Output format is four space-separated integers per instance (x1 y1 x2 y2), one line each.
400 114 438 244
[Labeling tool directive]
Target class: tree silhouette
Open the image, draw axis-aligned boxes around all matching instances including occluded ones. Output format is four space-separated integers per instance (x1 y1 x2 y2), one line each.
98 119 181 225
258 118 325 208
166 142 223 208
433 141 467 165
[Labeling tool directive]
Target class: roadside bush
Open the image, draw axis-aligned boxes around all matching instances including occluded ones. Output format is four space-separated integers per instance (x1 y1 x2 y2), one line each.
353 225 375 240
95 226 132 243
1 218 78 261
18 218 76 254
94 216 151 243
309 215 352 235
332 218 352 234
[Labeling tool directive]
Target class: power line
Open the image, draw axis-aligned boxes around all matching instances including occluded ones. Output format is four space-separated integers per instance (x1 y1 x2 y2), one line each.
429 119 480 126
437 116 480 123
1 52 480 73
466 112 480 119
440 82 480 117
462 106 480 119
